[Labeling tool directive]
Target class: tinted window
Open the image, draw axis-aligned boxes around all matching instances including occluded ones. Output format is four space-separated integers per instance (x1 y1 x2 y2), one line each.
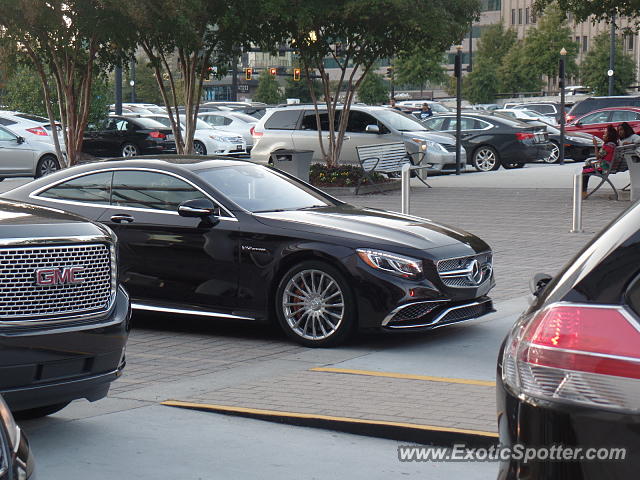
447 117 486 130
301 111 332 131
571 97 640 117
15 113 49 123
580 111 611 124
264 110 301 130
611 110 640 122
128 117 167 129
422 117 446 130
0 118 17 126
39 171 113 204
194 164 332 213
346 111 379 133
528 104 556 114
111 171 208 212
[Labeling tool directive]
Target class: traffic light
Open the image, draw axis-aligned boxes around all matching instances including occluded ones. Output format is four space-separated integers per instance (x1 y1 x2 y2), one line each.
206 66 214 80
245 67 253 81
293 68 301 81
269 67 277 76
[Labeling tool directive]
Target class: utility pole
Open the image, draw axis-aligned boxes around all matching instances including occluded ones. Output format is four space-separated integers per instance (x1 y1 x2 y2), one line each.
468 22 473 72
115 65 122 115
129 56 136 103
609 12 616 96
455 45 463 175
231 55 239 101
559 48 567 165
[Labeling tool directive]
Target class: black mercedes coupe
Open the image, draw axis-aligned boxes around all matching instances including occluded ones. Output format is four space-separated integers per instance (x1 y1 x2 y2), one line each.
3 157 495 346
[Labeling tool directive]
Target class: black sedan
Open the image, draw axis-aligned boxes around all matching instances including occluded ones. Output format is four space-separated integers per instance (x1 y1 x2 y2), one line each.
83 116 176 158
522 119 599 163
3 157 495 347
422 113 552 171
497 203 640 478
0 396 34 480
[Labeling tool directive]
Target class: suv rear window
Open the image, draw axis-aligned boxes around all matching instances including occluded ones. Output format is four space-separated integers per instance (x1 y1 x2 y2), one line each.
569 97 640 117
264 110 301 130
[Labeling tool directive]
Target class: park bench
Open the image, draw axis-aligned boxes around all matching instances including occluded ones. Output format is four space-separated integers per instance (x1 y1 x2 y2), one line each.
584 145 630 201
355 142 431 195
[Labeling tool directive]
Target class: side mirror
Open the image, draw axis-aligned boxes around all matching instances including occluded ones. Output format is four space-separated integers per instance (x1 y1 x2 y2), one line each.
530 272 552 297
178 199 220 226
16 136 25 144
365 124 380 134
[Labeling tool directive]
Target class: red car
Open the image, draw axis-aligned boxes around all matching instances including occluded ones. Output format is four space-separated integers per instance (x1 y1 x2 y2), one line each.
566 106 640 139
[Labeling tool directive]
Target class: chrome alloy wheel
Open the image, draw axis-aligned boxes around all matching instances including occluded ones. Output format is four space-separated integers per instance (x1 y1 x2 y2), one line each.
543 143 559 163
282 269 345 340
39 156 59 176
122 143 138 157
474 147 497 171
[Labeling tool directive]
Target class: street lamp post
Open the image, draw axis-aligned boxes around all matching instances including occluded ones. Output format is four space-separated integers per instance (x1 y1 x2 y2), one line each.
454 45 463 175
130 56 136 103
609 12 616 96
114 65 122 115
559 48 567 165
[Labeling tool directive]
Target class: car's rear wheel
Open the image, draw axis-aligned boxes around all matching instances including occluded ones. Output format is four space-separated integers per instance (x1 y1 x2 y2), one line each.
121 142 139 157
14 402 70 420
472 146 500 172
35 154 60 178
543 141 560 163
275 261 355 347
193 140 207 155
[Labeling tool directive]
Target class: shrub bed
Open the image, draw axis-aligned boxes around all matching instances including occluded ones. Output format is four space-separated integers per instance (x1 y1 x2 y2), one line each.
309 163 387 187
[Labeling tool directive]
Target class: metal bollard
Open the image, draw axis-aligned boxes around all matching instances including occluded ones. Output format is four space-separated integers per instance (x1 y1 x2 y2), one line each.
401 163 410 214
570 173 583 233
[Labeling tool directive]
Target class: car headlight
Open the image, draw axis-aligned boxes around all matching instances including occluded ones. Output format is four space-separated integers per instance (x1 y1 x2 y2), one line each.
209 135 222 141
0 396 19 448
412 138 446 153
356 249 423 278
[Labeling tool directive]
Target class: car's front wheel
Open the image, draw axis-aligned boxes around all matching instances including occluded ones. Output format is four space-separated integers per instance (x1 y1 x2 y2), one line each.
472 146 500 172
35 154 60 178
193 140 207 155
275 261 355 347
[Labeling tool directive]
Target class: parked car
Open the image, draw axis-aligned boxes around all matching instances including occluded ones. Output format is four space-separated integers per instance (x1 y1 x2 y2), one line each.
83 116 176 157
421 112 551 171
0 395 34 479
0 125 61 180
139 114 246 156
566 95 640 123
0 198 131 417
251 105 466 174
498 199 640 478
566 107 640 139
0 111 65 148
397 100 450 114
496 108 556 125
198 111 257 150
3 157 495 347
522 120 599 163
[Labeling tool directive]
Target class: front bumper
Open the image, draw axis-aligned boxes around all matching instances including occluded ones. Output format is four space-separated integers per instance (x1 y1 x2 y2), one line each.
423 149 467 173
0 286 131 412
496 346 639 479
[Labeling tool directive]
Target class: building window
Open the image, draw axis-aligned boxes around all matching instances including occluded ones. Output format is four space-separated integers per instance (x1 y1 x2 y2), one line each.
575 36 581 51
480 0 501 11
531 10 537 23
583 36 588 52
628 35 635 50
525 8 529 24
518 8 523 24
511 9 515 25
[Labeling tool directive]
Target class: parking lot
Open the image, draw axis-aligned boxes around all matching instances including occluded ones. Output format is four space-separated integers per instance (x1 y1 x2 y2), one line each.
2 162 631 479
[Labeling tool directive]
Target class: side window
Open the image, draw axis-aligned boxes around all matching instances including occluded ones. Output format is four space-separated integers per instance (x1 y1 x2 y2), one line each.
475 119 492 130
581 111 611 124
0 128 16 142
300 111 331 131
208 115 226 127
346 111 378 133
448 117 477 131
264 110 301 130
111 171 209 212
0 118 16 126
611 110 640 122
39 171 113 204
223 117 233 126
116 120 129 131
422 117 446 130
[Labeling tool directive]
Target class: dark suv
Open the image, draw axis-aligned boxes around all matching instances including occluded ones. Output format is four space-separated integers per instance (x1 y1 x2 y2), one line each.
567 95 640 123
0 199 131 418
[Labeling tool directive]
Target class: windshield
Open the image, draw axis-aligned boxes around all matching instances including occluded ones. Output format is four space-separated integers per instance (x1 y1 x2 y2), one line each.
375 110 427 131
147 116 212 130
195 164 333 212
429 103 449 113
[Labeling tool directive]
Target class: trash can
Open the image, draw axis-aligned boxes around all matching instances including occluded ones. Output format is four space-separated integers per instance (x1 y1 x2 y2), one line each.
270 149 314 183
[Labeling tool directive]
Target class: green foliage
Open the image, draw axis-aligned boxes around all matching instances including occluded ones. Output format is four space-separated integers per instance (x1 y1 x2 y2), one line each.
523 4 578 80
476 24 517 65
284 74 322 103
123 61 165 105
394 47 447 88
534 0 639 23
498 41 543 93
309 163 384 187
357 71 388 105
253 73 284 104
580 32 636 95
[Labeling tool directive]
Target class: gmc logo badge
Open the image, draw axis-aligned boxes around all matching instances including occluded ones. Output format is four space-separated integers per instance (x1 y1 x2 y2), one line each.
35 267 85 286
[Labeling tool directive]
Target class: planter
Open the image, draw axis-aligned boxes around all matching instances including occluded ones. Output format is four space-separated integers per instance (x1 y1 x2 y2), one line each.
315 180 401 196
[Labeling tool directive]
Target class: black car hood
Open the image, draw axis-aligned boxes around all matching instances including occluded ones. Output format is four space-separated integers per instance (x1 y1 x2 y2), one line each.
253 206 486 253
0 199 108 239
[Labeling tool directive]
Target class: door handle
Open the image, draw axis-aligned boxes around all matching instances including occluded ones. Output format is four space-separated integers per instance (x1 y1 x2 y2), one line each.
110 214 134 224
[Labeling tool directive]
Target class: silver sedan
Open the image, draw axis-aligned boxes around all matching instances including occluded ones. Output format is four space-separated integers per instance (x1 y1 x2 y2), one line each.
0 125 61 180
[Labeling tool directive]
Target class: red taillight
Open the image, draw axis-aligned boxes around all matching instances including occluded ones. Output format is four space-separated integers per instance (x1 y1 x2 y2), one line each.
26 127 48 136
149 131 166 139
515 132 534 141
250 126 263 137
503 303 640 412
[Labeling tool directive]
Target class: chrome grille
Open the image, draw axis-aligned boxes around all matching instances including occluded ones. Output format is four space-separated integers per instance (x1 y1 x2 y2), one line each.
437 251 492 288
0 243 114 320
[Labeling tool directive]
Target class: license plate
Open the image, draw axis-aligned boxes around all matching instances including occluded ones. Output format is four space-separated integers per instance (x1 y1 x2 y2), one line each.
535 133 544 142
167 135 174 141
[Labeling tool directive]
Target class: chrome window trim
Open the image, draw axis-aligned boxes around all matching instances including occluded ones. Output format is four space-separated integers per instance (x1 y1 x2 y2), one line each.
0 234 109 247
385 299 492 329
132 302 255 321
29 167 238 221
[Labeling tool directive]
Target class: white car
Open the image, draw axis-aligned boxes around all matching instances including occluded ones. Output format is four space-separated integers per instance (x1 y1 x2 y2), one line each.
139 114 247 155
495 108 556 125
0 111 65 149
0 125 61 180
198 111 257 150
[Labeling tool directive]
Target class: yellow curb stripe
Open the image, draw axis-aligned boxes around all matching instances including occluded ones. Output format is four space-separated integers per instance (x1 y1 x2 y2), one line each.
310 367 496 387
161 400 498 438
